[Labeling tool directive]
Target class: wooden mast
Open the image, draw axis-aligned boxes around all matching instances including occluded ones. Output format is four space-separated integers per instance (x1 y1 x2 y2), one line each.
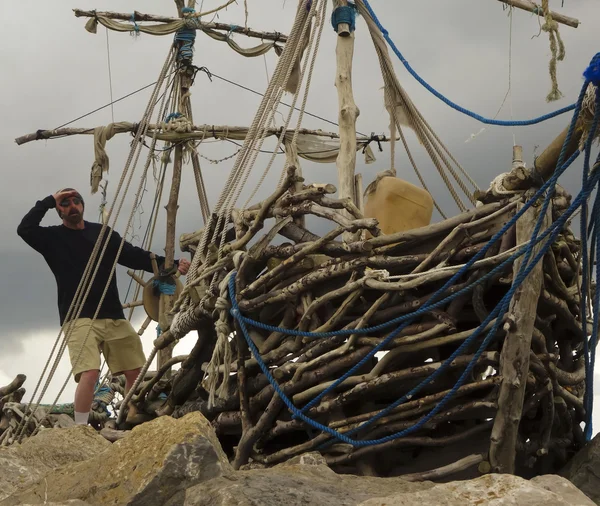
333 0 360 243
156 0 191 376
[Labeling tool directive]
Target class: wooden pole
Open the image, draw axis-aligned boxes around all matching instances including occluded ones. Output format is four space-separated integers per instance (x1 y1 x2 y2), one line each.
73 9 288 42
489 200 550 473
496 0 580 28
333 0 360 242
15 124 383 146
157 2 188 375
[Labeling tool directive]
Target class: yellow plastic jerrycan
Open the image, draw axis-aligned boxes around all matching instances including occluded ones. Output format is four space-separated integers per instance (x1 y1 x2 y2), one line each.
364 174 433 235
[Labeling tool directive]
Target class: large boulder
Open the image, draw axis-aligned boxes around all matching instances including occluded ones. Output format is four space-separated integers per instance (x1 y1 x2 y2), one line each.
2 412 232 506
561 433 600 504
0 425 109 501
183 466 593 506
358 474 594 506
182 463 433 506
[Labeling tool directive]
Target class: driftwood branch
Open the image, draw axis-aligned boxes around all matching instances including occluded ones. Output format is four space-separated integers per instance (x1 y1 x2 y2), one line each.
496 0 580 28
72 9 289 42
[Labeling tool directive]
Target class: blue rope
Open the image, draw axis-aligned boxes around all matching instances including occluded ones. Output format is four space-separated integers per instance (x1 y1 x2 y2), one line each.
175 8 197 62
130 13 139 33
153 279 176 295
583 53 600 86
227 66 600 445
360 0 581 127
331 4 357 32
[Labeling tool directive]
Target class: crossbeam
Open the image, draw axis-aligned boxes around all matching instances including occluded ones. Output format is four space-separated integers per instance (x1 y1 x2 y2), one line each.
496 0 580 28
73 9 288 42
15 123 389 146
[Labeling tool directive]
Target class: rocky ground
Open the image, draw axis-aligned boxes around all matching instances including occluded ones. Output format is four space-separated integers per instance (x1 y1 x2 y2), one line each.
0 412 598 506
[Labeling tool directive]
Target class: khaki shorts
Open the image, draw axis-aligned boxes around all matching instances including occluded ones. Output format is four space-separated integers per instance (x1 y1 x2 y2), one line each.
66 318 146 382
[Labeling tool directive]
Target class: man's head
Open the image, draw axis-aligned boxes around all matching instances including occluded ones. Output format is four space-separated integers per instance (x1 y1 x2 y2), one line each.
55 188 85 227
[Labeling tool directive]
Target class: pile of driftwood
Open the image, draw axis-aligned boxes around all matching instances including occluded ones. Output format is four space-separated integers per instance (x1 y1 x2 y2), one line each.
2 166 588 481
0 375 77 445
134 165 587 479
0 374 117 445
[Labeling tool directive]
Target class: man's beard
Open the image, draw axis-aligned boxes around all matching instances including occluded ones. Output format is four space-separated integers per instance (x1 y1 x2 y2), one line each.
65 211 83 224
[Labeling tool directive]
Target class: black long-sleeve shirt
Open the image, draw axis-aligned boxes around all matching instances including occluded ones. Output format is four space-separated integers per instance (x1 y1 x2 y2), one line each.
17 195 166 324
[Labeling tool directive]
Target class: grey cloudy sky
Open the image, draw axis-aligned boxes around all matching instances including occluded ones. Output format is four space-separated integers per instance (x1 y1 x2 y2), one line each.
1 0 599 431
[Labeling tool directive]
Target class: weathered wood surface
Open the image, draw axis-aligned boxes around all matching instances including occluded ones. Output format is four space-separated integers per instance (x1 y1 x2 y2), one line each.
490 200 551 473
334 0 360 241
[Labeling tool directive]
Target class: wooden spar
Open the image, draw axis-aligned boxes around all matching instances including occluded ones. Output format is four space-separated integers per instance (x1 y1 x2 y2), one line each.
333 0 360 242
496 0 580 28
72 9 288 43
502 122 583 191
157 3 188 375
534 123 583 180
15 124 388 146
489 200 550 473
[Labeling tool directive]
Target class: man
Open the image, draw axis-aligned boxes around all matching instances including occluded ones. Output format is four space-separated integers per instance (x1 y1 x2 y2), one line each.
17 188 190 425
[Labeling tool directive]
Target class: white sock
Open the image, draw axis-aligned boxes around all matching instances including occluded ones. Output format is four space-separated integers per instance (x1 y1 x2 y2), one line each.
74 411 90 425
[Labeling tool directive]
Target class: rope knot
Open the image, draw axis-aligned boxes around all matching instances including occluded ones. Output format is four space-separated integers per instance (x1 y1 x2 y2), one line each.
215 321 230 335
130 13 140 35
174 17 197 62
215 296 230 311
153 279 176 295
584 53 600 87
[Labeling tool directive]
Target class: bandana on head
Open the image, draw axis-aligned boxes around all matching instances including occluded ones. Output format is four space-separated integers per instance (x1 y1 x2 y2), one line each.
56 188 85 217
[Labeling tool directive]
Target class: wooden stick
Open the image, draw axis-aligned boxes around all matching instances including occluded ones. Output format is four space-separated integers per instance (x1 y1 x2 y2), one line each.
334 0 360 241
489 200 550 474
496 0 580 28
72 9 289 42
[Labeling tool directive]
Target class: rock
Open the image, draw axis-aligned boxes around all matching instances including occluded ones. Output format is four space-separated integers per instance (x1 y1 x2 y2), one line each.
278 451 327 467
561 433 600 504
22 502 92 506
48 414 77 429
0 426 110 501
531 476 596 506
1 412 233 506
182 464 433 505
359 474 595 506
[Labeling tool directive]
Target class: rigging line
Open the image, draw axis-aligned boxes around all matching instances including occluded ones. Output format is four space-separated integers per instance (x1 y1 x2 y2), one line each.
51 75 174 130
508 5 516 146
465 7 516 145
105 27 115 124
51 69 364 139
207 71 369 137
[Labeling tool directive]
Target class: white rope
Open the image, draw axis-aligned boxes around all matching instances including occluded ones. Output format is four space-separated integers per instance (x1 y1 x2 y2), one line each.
175 0 321 325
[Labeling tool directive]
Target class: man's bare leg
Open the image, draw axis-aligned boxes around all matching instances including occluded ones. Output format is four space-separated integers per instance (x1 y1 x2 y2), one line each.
123 368 142 394
74 369 99 425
